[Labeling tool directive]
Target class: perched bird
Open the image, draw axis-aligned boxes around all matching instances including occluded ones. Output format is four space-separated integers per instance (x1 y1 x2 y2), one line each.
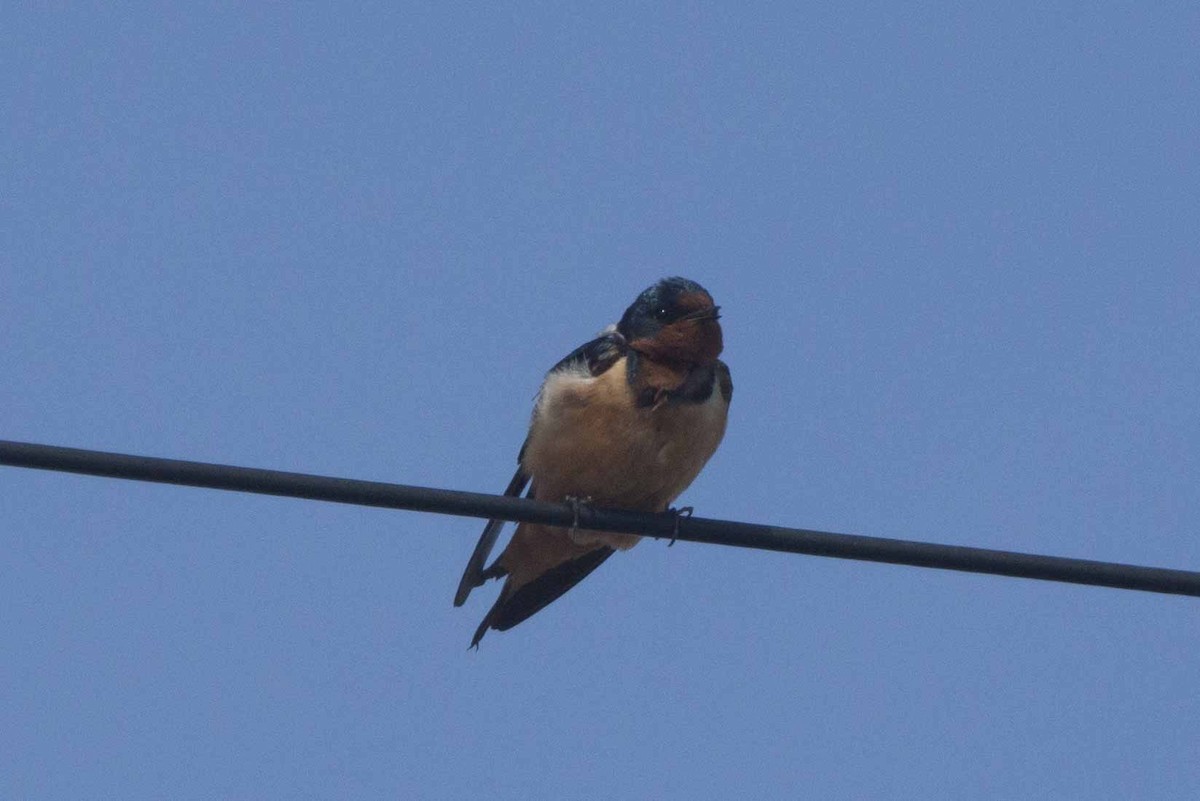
454 277 732 648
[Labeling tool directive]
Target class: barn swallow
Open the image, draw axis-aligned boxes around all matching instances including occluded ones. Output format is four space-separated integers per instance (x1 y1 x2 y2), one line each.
454 277 732 648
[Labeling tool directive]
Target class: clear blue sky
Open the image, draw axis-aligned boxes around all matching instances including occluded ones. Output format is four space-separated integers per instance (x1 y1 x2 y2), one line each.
3 4 1198 799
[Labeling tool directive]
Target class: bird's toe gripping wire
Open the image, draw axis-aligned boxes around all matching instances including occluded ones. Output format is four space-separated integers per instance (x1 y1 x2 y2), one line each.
668 506 693 547
565 495 594 542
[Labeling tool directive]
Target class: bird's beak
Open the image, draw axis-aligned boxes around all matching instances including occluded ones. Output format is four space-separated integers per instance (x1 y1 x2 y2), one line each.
682 305 721 323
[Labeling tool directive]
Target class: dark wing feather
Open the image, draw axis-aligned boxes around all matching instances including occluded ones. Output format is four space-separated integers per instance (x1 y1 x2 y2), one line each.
456 331 625 620
454 465 529 606
547 330 626 378
471 546 615 648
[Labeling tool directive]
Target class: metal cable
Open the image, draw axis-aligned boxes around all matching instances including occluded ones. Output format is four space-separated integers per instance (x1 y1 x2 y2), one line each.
2 439 1197 597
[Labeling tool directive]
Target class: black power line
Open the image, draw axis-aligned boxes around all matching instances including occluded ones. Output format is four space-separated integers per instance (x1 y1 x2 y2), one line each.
2 438 1198 598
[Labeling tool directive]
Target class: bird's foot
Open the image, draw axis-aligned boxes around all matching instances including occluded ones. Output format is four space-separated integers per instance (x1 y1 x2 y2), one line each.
565 495 594 543
668 506 693 546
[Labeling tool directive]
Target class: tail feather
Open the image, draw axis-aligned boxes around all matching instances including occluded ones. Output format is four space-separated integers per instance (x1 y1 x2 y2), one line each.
470 546 614 648
454 467 529 607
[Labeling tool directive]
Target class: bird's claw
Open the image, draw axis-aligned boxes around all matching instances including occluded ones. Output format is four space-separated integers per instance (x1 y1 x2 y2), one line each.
565 495 593 541
668 506 693 546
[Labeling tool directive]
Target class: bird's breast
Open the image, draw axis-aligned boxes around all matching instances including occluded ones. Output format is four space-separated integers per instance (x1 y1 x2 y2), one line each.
521 357 729 513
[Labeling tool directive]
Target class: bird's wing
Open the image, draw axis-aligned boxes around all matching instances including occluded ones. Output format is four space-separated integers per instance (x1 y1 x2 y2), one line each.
471 539 614 648
545 328 626 378
453 465 529 606
453 330 626 608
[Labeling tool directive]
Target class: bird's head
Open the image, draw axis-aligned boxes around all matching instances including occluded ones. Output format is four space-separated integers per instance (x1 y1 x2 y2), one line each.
617 277 723 365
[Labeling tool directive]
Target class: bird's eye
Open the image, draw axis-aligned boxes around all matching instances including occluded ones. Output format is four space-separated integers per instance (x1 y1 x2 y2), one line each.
653 306 671 321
